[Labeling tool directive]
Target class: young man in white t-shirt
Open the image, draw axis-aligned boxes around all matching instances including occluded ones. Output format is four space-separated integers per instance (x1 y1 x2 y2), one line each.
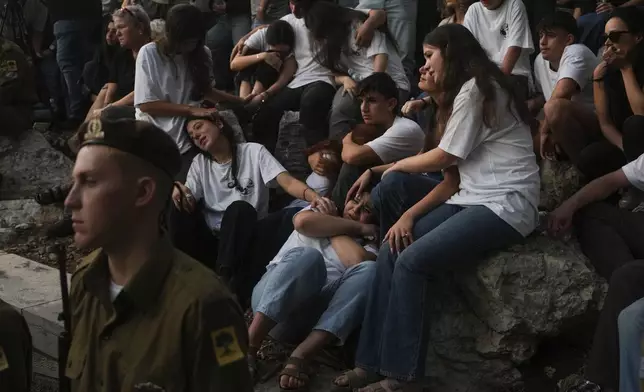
549 152 644 392
331 72 425 208
247 192 378 389
463 0 534 100
528 11 599 161
238 0 386 151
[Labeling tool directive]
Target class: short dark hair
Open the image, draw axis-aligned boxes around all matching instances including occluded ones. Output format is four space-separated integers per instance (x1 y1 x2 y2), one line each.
537 11 579 41
357 72 400 114
266 20 295 50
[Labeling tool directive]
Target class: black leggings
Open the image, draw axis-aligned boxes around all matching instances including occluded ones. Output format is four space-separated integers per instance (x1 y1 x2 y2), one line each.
170 200 301 306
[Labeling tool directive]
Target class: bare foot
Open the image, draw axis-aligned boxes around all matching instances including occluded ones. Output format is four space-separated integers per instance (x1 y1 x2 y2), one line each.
333 367 369 387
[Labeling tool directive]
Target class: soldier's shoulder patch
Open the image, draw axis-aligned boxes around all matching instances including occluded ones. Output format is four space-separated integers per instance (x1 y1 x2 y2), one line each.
0 345 9 372
211 326 244 366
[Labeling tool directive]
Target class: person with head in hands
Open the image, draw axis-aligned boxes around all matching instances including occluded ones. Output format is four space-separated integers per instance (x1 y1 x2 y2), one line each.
303 1 409 140
527 11 599 160
171 112 336 307
232 0 386 152
64 117 253 392
332 24 540 391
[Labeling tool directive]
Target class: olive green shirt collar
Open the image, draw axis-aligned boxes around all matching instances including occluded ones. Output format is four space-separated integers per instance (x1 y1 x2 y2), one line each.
83 238 175 310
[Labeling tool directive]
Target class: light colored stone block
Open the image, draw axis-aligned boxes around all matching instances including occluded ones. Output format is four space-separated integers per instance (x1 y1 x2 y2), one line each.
0 253 69 383
0 253 64 310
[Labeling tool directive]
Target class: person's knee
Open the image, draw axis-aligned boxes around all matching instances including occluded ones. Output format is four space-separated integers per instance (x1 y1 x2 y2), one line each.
618 301 644 333
294 248 327 280
371 172 410 209
225 200 258 219
543 98 571 130
621 115 644 147
353 260 377 283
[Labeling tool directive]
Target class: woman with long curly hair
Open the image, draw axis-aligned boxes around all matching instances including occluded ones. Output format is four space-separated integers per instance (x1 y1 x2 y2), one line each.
333 24 540 392
134 3 245 181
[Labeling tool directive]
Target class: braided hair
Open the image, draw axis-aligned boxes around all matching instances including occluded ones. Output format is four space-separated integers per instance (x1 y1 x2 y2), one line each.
186 113 245 193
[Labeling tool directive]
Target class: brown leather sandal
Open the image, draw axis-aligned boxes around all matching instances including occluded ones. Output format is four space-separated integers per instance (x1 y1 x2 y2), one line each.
331 369 381 392
278 357 312 391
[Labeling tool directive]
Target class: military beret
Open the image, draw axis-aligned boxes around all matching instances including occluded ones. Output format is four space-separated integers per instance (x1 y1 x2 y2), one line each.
77 118 182 178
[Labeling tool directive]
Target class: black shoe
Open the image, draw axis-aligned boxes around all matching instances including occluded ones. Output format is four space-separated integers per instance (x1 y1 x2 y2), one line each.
46 217 74 238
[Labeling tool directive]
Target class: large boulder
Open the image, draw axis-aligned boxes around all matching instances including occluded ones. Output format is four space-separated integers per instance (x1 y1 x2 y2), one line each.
540 160 585 212
423 235 605 391
0 130 73 200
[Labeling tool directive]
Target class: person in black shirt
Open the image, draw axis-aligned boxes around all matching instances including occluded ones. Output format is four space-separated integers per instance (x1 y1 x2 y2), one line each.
87 5 150 120
82 16 120 101
558 7 644 183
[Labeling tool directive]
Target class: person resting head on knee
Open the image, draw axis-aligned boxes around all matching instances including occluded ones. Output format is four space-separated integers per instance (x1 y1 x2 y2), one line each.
230 19 296 102
247 190 378 390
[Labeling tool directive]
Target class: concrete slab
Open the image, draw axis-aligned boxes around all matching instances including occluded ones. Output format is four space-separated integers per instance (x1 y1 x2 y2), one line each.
0 253 64 310
0 253 68 386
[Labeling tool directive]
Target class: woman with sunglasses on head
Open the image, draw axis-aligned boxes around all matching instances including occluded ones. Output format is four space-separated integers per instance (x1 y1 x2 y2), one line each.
134 3 247 182
171 112 336 307
87 5 151 120
333 24 540 392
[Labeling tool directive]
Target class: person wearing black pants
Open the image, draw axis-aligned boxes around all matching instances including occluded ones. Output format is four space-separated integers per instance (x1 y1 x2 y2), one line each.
170 200 301 306
549 143 644 392
252 81 337 152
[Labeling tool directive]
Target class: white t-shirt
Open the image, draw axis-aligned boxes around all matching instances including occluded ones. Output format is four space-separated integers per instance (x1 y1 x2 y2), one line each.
346 11 410 91
245 14 334 89
533 44 598 107
438 78 540 237
287 173 332 209
268 207 378 283
185 143 287 231
366 116 425 163
134 42 208 154
622 153 644 192
463 0 534 80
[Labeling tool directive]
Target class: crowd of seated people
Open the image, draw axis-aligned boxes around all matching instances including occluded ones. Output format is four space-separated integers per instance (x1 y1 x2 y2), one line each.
3 0 644 390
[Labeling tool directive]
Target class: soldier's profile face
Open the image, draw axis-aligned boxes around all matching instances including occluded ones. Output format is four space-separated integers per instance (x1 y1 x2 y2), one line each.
65 146 136 249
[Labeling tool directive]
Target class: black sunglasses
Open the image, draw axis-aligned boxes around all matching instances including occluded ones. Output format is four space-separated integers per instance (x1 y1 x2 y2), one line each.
603 30 631 43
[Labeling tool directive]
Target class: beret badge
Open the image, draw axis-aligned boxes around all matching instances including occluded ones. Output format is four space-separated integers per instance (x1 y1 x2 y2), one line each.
86 119 105 141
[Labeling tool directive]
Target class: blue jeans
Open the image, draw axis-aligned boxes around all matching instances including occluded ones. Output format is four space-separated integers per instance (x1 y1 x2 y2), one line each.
206 13 252 91
355 203 524 381
54 20 96 120
251 247 377 344
370 172 442 241
619 296 644 392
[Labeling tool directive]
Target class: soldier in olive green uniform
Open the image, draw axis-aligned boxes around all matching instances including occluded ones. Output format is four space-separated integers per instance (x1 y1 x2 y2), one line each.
64 117 253 392
0 37 37 137
0 300 32 392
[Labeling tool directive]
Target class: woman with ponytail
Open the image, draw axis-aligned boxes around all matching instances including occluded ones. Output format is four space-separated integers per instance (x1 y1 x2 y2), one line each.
171 112 336 307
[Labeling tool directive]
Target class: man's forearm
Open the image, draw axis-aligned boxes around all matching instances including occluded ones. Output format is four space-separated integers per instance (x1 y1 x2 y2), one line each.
113 91 134 107
565 170 629 213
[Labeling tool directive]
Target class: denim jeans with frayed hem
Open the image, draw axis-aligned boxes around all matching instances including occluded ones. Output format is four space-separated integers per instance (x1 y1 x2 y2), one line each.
618 296 644 392
355 203 524 381
251 247 376 344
